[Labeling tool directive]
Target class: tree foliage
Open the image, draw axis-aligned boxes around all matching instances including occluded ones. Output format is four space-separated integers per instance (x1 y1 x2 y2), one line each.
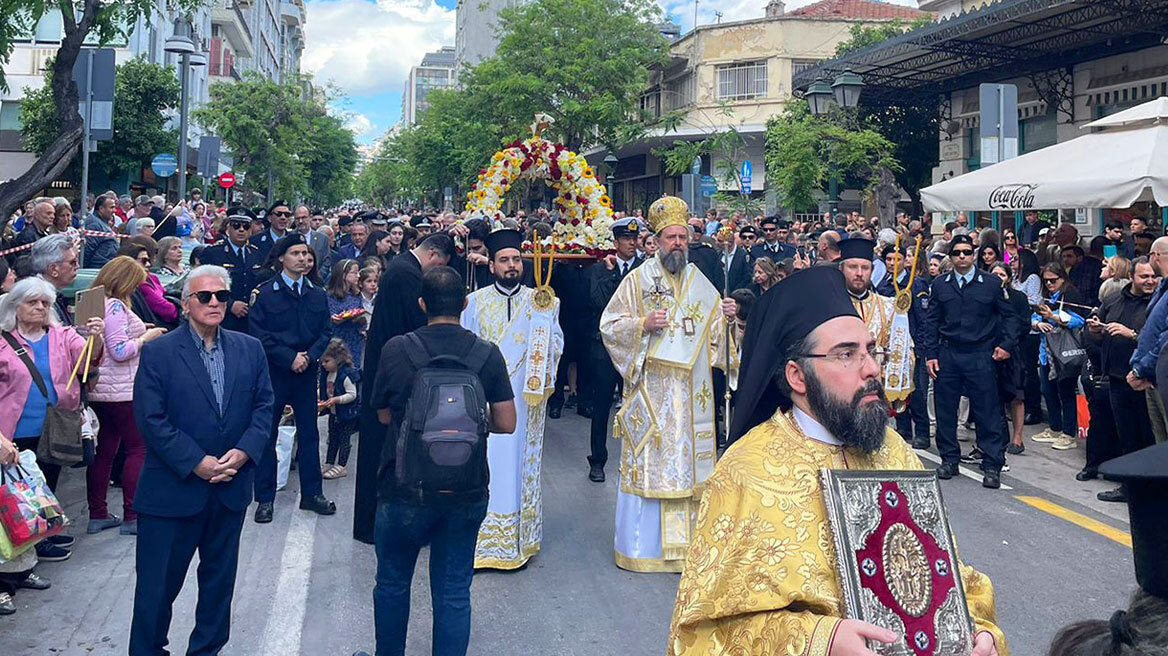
193 73 357 206
764 102 899 212
20 56 180 183
655 103 763 217
834 20 939 215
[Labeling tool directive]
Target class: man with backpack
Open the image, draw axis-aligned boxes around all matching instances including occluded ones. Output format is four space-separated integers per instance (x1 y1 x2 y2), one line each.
365 265 516 656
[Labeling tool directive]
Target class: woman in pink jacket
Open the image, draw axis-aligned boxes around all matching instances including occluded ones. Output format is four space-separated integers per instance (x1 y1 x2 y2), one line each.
86 257 167 536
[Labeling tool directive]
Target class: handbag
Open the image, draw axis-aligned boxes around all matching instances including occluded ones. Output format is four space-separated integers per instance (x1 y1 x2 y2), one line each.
1045 302 1087 381
2 332 84 465
0 449 68 560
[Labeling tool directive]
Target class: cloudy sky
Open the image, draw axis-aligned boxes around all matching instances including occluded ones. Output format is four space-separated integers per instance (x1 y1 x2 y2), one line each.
304 0 921 145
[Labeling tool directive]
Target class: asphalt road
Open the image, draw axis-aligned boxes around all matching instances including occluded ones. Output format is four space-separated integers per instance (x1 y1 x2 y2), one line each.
0 411 1136 655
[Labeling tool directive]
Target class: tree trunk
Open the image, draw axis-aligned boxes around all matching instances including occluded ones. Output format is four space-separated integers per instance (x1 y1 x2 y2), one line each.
0 0 99 228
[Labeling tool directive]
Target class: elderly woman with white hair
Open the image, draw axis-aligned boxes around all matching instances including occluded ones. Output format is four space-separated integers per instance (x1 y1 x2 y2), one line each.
0 277 104 569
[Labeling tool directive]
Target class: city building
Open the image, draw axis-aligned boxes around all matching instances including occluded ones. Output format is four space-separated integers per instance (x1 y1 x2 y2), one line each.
454 0 514 79
795 0 1168 235
592 0 927 216
401 46 457 126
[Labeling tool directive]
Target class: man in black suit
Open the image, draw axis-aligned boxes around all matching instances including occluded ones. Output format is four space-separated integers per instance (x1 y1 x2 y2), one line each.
585 218 643 482
130 265 273 655
353 232 454 544
686 224 724 292
719 226 752 294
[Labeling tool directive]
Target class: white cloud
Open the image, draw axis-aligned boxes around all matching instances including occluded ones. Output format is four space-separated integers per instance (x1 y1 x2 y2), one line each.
343 111 377 137
303 0 455 97
660 0 921 33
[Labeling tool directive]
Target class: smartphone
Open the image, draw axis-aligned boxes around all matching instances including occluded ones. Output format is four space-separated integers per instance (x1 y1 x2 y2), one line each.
797 245 806 258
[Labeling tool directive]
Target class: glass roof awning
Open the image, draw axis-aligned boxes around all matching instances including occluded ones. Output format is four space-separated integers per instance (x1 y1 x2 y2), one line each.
792 0 1168 105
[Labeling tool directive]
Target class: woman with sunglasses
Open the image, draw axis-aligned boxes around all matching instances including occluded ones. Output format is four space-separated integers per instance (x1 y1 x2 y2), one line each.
86 257 168 537
1031 264 1087 451
1001 229 1020 264
116 239 180 329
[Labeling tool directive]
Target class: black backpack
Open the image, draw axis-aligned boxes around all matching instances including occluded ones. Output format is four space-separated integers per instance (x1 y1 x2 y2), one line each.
394 332 494 503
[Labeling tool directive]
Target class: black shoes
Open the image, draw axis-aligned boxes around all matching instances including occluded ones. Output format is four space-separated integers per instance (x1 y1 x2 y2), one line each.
1006 443 1025 455
577 404 593 419
46 534 74 547
910 436 931 450
982 470 1001 489
564 393 578 409
1075 468 1098 482
936 463 959 480
300 494 337 515
1023 412 1043 426
547 405 562 419
588 464 605 482
1097 487 1128 503
254 502 274 524
17 572 50 590
0 592 14 615
35 541 71 562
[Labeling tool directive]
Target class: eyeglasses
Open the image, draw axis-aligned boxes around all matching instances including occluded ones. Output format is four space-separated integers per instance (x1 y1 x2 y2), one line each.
800 346 889 369
1042 277 1061 284
951 249 974 257
228 221 251 230
762 227 777 233
273 211 292 217
193 290 231 304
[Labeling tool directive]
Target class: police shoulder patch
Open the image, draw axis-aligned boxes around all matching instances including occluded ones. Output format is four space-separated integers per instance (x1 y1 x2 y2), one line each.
250 287 260 306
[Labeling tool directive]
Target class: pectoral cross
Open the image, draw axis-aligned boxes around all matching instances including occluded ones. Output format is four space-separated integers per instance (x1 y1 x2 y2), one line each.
645 276 671 311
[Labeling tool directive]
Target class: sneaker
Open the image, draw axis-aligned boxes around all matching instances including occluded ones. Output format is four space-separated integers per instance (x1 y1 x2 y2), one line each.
1051 435 1077 450
960 448 984 464
1005 443 1025 455
35 542 71 562
17 572 50 590
1097 487 1128 503
1001 461 1011 473
46 534 74 547
0 592 14 615
1032 428 1060 443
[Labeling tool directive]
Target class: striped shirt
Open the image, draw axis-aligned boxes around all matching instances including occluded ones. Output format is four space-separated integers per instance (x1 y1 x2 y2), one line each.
189 323 225 412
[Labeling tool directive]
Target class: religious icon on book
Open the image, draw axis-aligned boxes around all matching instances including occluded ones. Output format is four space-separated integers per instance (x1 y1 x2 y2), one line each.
820 469 976 656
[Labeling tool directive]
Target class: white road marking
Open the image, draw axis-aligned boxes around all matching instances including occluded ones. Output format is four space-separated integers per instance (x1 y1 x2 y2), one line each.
259 510 318 656
914 448 1014 490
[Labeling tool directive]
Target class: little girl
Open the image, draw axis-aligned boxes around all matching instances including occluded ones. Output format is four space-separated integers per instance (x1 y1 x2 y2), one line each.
319 339 360 479
359 266 378 319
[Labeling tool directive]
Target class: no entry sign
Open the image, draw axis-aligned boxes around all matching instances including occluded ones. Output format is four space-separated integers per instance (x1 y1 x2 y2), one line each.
219 172 236 188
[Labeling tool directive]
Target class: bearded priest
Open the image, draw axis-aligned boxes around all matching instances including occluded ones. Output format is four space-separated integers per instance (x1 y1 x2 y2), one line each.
461 228 564 570
669 267 1006 656
600 196 738 573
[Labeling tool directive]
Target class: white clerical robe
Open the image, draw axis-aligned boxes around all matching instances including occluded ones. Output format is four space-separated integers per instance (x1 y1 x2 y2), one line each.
461 283 564 570
600 257 729 572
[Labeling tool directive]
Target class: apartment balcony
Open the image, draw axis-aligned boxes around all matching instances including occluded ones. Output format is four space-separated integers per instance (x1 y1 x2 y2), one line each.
280 0 304 27
212 0 255 59
209 61 242 81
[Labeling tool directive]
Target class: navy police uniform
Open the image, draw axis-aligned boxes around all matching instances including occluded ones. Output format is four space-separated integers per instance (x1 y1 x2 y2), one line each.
248 267 333 509
922 236 1017 482
200 240 265 333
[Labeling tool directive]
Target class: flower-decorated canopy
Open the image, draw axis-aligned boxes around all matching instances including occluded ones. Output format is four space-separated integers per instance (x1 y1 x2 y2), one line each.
466 113 615 256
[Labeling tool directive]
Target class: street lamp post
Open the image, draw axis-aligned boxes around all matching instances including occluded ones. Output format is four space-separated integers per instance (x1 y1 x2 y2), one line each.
805 70 864 218
164 22 206 203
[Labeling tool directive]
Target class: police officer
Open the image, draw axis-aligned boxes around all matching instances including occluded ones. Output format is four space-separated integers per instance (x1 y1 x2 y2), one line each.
585 217 643 482
876 244 932 449
250 201 293 262
248 234 336 522
750 216 796 261
922 234 1017 489
199 207 264 333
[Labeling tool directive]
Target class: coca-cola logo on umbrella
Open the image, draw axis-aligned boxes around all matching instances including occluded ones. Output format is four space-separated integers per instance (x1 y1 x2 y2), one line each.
988 184 1039 209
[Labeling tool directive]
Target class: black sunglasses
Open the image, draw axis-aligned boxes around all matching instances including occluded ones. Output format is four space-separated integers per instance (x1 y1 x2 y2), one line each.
951 249 974 256
273 211 292 217
228 221 251 230
193 290 231 304
1043 277 1061 284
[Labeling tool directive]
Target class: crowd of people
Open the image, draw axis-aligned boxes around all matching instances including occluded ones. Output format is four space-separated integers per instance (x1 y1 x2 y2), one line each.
0 188 1166 656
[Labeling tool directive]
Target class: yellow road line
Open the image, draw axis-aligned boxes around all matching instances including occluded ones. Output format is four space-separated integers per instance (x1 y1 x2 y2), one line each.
1015 495 1131 548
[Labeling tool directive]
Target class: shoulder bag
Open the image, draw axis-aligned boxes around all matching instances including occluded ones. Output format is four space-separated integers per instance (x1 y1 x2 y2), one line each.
2 332 84 466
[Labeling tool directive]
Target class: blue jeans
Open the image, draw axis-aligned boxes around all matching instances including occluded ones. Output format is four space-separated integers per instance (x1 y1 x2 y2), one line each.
373 497 488 656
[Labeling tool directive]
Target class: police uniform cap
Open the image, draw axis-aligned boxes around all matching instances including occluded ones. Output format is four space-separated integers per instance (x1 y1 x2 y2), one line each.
410 215 433 228
484 229 524 258
611 217 640 238
837 237 876 262
739 225 759 238
948 234 975 253
759 216 779 230
338 214 355 227
226 206 258 223
270 233 309 260
1099 442 1168 598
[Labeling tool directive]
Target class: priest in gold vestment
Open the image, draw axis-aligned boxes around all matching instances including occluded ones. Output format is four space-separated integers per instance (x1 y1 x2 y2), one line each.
670 267 1005 656
601 196 737 573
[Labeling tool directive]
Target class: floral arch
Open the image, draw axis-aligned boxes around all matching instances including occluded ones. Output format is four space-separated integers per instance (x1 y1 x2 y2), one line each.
466 115 616 256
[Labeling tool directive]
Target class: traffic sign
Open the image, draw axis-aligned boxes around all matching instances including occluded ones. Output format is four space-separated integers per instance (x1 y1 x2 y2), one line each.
741 160 752 180
219 171 236 188
742 180 752 195
151 153 178 178
691 157 702 175
699 174 717 198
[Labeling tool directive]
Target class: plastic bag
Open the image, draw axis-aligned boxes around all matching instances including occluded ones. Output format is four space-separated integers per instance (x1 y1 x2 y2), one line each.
0 450 68 561
275 426 295 491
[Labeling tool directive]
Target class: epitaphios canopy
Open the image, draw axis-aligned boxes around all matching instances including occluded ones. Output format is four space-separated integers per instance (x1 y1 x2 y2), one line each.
921 97 1168 212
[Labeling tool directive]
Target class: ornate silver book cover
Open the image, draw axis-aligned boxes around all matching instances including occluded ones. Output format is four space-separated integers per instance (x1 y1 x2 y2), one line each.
820 469 975 656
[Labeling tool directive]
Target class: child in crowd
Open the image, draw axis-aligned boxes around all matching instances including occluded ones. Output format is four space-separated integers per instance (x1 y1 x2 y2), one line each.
319 339 360 480
359 266 379 320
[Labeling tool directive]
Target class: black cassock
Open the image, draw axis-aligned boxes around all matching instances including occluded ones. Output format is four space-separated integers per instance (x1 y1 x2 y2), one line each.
353 252 426 544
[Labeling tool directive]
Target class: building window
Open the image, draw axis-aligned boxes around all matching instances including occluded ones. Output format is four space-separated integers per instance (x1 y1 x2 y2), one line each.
791 59 818 77
664 74 695 110
640 91 661 118
1021 112 1056 154
716 61 767 101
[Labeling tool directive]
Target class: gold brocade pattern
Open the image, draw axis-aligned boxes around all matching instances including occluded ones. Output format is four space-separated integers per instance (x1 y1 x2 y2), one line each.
667 410 1008 656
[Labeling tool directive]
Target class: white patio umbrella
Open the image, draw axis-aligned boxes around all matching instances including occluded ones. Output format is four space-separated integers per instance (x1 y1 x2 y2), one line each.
920 96 1168 212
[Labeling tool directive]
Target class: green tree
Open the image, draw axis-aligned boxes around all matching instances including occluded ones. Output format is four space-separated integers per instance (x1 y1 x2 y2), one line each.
193 73 357 204
20 56 180 183
764 102 899 212
461 0 670 151
654 103 764 217
833 20 938 216
0 0 204 225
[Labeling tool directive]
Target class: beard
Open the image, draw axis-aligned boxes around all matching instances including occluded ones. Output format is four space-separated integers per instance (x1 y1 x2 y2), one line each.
496 269 521 289
803 367 888 454
660 248 687 275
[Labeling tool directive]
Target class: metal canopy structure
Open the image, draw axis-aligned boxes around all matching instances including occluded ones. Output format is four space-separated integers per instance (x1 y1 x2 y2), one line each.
793 0 1168 105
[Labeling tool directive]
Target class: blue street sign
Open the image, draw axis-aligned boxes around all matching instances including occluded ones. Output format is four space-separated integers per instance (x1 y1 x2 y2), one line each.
700 174 717 197
152 153 178 178
742 181 752 195
691 157 702 175
741 160 752 181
